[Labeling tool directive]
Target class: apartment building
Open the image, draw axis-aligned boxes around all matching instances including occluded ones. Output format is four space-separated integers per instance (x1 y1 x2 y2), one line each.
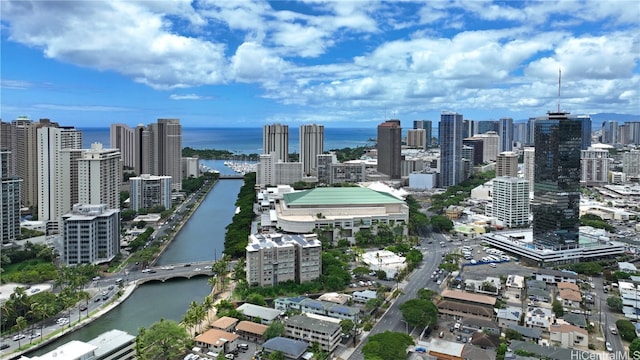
284 315 341 353
246 233 322 287
581 147 610 186
62 204 120 265
129 174 172 211
491 176 530 228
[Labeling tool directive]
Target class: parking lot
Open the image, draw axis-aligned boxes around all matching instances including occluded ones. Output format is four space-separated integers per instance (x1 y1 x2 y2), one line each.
186 341 260 360
460 259 535 281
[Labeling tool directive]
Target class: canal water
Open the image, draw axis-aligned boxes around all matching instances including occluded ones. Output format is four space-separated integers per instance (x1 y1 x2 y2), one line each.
29 160 243 355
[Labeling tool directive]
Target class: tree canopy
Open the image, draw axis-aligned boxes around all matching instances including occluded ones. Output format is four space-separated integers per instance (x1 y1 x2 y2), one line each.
135 319 192 360
399 299 438 329
362 331 414 360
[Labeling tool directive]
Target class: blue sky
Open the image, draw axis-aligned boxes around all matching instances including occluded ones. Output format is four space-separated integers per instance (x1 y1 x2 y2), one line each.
1 0 638 128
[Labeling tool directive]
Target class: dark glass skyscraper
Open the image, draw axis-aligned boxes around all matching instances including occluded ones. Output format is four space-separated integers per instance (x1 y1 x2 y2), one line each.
532 112 582 250
377 119 402 179
439 111 463 187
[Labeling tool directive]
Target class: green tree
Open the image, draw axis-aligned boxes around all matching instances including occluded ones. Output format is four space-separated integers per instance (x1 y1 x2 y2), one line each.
136 319 192 359
14 316 27 347
616 319 638 342
362 331 413 360
607 296 624 312
399 299 438 329
552 300 564 317
430 215 453 232
340 319 355 335
268 351 286 360
629 338 640 360
263 321 285 340
246 293 266 306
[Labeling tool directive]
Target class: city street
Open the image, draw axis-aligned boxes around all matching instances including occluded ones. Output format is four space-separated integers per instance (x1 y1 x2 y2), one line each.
346 232 451 360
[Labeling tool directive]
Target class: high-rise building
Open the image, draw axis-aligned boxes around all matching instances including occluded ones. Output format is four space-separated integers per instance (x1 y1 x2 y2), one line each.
62 204 120 265
376 119 402 179
263 124 289 162
498 117 513 152
316 153 337 184
182 157 200 179
37 126 83 234
578 115 592 150
531 112 582 250
129 174 172 211
0 121 14 175
413 120 433 146
77 143 122 209
523 147 535 193
1 149 21 243
134 124 152 176
462 138 483 165
149 118 182 191
496 151 519 177
246 233 322 287
439 111 464 187
299 124 324 176
467 131 500 162
622 150 640 176
257 152 303 187
513 123 528 146
12 117 59 208
492 177 530 228
601 121 619 145
581 148 610 186
110 123 136 169
406 129 427 149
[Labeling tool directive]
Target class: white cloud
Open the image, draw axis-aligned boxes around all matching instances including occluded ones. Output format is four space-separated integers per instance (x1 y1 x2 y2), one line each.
169 94 212 100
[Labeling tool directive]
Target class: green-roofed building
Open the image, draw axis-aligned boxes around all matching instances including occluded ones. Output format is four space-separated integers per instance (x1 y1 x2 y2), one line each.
276 187 408 244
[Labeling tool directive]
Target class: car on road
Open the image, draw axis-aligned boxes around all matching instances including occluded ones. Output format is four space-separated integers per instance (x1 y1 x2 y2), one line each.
28 333 41 339
204 265 212 269
606 341 613 352
80 305 88 311
0 343 10 350
92 276 101 281
12 334 25 341
94 297 101 302
489 263 497 268
610 326 617 335
194 268 201 271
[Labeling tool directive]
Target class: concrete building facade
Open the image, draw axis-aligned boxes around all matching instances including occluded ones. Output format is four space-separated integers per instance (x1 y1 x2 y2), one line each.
246 233 322 287
299 124 324 176
1 149 21 243
62 204 120 265
77 143 122 209
495 151 519 177
492 177 530 228
580 147 610 186
377 119 402 179
263 124 289 162
129 174 172 211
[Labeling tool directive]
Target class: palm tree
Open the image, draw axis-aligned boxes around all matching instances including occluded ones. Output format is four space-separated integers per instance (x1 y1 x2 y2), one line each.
208 275 218 293
202 296 214 325
14 316 27 347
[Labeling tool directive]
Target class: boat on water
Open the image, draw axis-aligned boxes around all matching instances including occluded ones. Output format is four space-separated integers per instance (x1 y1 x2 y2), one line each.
224 161 257 175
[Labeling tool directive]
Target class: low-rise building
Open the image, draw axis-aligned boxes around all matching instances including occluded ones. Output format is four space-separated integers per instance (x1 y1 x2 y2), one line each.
262 337 309 360
274 296 360 323
533 269 578 285
496 307 522 329
436 289 496 321
194 329 239 354
361 250 406 279
211 316 238 332
22 329 136 360
236 303 282 324
62 204 120 266
506 324 542 344
557 282 582 309
352 290 377 303
235 320 268 344
525 307 554 332
549 323 588 348
284 315 341 353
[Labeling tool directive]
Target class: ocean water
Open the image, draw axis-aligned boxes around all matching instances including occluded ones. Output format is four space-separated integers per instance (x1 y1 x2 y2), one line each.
81 127 378 155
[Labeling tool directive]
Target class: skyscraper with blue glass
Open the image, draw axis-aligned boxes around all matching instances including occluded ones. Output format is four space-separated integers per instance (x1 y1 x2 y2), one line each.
531 111 582 250
439 111 464 187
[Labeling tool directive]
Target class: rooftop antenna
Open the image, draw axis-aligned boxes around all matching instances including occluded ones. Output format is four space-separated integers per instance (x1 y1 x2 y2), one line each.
557 67 561 113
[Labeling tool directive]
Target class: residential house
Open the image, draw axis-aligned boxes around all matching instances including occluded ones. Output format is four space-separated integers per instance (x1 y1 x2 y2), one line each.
194 329 239 354
210 316 238 332
274 296 360 323
235 321 269 344
557 282 582 309
533 269 578 285
508 340 596 360
236 303 282 324
560 313 587 329
352 290 377 303
496 307 522 328
549 324 588 348
506 324 542 344
525 307 554 333
423 338 465 360
262 337 309 360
